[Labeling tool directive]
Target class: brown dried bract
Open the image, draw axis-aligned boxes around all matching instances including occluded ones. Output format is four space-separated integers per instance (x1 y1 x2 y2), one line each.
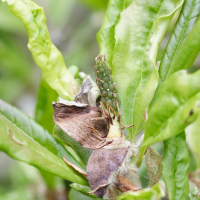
86 148 128 197
53 103 108 149
116 175 141 193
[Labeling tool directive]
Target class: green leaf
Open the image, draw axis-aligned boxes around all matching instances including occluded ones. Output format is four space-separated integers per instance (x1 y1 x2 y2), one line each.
69 188 102 200
116 183 164 200
53 125 92 167
0 99 87 185
150 0 200 108
137 70 200 165
167 17 200 77
97 0 127 67
112 0 183 140
161 137 177 199
186 111 200 168
143 70 200 147
4 0 79 100
159 0 200 82
35 76 58 133
70 183 98 198
161 132 190 200
68 65 82 86
68 65 80 79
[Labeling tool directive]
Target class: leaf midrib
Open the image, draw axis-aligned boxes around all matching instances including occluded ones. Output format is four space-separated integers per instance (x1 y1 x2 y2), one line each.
132 1 165 134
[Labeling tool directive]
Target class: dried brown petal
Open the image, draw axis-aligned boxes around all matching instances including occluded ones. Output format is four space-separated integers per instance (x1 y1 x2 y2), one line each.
145 147 162 187
53 103 108 149
86 148 128 197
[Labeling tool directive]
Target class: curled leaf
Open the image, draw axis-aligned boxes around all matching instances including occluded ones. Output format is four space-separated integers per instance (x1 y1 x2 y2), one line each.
4 0 79 100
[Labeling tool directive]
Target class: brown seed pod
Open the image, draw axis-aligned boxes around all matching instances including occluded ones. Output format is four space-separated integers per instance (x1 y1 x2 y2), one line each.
86 148 128 197
53 103 108 149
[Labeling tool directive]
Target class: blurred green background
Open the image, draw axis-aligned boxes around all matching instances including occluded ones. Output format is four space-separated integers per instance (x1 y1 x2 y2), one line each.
0 0 199 199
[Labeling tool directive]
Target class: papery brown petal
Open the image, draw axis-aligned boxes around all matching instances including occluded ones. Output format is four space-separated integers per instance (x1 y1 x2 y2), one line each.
86 148 128 197
53 103 108 149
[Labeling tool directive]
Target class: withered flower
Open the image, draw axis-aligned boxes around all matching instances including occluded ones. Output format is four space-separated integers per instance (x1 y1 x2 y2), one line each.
53 60 141 199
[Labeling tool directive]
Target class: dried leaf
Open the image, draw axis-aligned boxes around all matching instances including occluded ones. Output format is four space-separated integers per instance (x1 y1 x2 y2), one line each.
86 148 128 197
145 147 162 187
53 103 108 149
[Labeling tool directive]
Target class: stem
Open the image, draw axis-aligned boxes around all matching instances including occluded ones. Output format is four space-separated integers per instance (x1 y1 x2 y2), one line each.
136 145 147 167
